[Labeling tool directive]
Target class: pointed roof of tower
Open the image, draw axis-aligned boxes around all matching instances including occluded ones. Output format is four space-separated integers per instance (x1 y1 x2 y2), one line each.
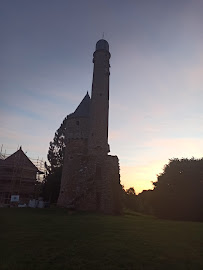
69 92 91 118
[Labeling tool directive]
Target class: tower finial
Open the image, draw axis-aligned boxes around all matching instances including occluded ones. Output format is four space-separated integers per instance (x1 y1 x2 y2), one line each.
102 32 104 39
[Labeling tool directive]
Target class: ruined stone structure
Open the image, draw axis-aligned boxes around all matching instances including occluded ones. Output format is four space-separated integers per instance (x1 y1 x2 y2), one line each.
57 39 122 214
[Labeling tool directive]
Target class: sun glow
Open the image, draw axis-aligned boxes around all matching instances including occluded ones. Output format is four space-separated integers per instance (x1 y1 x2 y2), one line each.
120 160 166 194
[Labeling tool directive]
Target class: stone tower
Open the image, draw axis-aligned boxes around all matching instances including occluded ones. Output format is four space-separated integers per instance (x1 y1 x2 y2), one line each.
88 40 110 155
57 39 122 214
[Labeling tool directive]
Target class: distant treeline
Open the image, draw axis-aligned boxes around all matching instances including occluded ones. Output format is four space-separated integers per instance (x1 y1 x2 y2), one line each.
124 158 203 222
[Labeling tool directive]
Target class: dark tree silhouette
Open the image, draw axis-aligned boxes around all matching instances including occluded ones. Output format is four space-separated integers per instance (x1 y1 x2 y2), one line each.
122 187 137 211
152 158 203 221
137 190 154 215
46 116 68 172
42 116 68 203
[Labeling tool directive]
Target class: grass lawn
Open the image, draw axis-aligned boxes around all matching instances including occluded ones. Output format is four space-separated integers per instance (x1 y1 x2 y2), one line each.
0 208 203 270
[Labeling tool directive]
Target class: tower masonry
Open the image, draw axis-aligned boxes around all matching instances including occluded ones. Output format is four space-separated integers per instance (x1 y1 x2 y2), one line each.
88 40 111 155
57 40 122 214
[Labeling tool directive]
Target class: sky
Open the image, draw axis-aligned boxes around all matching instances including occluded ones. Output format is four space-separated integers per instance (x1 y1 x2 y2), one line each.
1 0 203 194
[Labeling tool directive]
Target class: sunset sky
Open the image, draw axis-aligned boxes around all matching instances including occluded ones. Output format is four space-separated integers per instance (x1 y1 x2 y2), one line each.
1 0 203 193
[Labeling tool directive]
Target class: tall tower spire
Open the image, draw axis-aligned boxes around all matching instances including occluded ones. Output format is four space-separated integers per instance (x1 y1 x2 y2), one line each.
58 39 122 214
88 39 111 155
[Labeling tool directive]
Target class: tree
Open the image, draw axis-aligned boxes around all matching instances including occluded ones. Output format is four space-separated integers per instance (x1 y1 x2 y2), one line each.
152 158 203 221
122 187 137 211
42 167 62 203
42 116 68 203
47 116 68 173
137 190 154 215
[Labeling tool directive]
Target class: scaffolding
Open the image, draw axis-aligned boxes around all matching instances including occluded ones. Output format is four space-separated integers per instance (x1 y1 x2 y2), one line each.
0 146 45 206
0 147 45 174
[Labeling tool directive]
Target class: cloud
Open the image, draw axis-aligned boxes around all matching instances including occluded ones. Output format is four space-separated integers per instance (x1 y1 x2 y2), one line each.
144 138 203 158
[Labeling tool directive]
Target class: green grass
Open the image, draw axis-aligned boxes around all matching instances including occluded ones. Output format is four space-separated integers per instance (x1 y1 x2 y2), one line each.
0 208 203 270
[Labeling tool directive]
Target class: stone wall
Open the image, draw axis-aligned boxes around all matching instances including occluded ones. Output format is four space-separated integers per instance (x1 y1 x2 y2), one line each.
57 139 89 207
58 150 122 214
96 155 122 214
67 117 89 139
